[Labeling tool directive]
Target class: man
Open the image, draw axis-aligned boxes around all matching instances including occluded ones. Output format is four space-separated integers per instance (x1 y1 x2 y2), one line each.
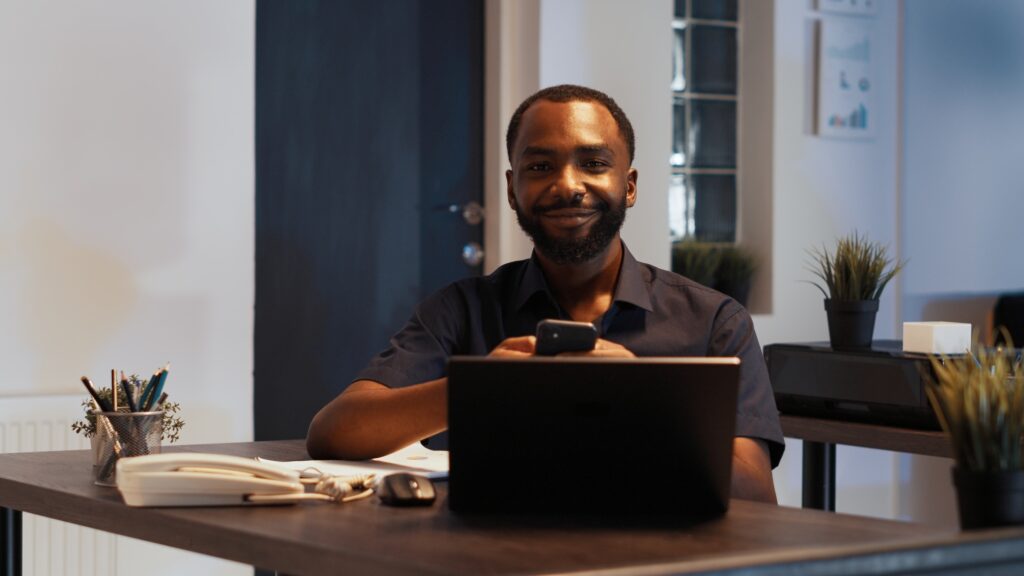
307 85 784 502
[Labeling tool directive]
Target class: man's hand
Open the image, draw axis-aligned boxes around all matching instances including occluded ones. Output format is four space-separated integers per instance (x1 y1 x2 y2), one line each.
560 338 635 358
306 378 447 460
489 336 635 358
489 335 537 357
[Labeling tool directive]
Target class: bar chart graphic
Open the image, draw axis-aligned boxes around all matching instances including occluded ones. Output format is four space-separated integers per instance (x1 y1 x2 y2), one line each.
818 20 876 139
828 104 868 129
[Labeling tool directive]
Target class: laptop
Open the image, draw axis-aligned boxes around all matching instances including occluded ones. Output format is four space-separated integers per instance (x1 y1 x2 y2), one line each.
446 356 740 516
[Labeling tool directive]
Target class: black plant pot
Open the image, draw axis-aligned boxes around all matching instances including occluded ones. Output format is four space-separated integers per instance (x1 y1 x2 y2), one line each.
824 299 878 350
716 280 751 308
953 468 1024 530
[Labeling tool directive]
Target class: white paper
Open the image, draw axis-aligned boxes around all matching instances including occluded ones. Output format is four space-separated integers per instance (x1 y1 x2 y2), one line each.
260 442 449 480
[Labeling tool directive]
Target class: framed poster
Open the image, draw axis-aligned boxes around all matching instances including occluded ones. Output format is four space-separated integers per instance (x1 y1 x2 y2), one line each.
817 19 877 139
818 0 878 16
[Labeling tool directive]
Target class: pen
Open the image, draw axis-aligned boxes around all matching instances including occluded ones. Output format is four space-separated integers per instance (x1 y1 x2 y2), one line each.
154 391 168 410
121 378 139 412
80 377 112 412
90 398 122 453
88 393 126 481
139 367 161 409
144 363 170 411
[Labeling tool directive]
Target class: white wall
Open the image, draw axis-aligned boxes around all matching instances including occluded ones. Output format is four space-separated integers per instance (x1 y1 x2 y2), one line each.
742 0 905 517
537 0 673 269
484 0 541 271
484 0 672 270
900 0 1024 330
898 0 1024 529
0 1 254 573
902 0 1024 298
0 0 254 443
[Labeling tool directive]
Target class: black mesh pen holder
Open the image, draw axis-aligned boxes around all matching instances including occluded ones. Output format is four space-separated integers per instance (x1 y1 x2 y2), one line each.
91 411 163 487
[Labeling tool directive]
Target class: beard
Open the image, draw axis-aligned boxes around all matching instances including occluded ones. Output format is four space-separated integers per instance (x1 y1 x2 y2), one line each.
514 193 627 265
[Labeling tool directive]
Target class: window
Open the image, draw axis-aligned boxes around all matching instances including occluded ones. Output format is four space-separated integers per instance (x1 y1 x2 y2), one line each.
670 0 739 244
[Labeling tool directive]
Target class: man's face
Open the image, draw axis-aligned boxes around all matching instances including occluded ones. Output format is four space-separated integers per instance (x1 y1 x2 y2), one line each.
506 100 637 265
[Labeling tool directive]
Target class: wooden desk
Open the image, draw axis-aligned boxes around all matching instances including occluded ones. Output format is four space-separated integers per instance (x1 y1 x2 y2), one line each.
781 415 952 511
3 440 1023 576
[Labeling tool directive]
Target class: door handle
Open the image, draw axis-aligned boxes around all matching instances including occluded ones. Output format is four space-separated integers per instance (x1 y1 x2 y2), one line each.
439 201 485 226
461 242 484 267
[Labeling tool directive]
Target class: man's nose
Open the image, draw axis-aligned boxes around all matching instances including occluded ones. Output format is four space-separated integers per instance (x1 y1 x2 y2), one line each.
550 165 584 200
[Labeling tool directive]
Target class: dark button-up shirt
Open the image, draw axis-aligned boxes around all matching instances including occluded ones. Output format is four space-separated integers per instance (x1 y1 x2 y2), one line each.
357 244 785 466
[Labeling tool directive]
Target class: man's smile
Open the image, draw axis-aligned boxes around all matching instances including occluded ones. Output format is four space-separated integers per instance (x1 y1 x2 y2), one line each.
537 208 599 228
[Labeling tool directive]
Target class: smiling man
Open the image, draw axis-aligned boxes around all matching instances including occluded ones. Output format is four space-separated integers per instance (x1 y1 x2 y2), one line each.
307 85 784 502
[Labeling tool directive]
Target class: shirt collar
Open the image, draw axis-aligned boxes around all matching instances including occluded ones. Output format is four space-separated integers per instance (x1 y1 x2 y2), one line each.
613 244 654 312
513 242 654 313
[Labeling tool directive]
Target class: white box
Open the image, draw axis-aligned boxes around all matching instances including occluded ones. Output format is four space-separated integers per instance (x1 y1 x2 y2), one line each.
902 322 972 355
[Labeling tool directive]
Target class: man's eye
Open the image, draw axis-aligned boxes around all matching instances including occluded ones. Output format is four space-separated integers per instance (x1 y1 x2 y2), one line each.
527 163 550 171
583 160 609 169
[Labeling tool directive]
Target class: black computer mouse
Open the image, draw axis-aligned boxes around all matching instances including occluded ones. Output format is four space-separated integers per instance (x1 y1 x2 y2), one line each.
376 473 436 507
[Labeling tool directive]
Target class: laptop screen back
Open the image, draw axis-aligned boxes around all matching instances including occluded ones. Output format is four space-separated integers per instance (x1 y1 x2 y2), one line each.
447 356 739 516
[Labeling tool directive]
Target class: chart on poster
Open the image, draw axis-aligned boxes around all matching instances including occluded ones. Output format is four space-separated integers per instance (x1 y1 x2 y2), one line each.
818 19 877 139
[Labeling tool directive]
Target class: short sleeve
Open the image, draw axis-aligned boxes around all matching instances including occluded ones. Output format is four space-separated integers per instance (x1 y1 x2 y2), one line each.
355 286 467 389
709 301 786 468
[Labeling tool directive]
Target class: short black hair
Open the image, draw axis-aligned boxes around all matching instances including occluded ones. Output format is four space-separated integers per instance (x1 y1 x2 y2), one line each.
505 84 636 164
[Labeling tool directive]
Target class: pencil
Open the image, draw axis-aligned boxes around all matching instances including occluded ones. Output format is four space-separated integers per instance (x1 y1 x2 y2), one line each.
80 377 112 413
139 367 161 409
111 369 118 411
145 363 170 411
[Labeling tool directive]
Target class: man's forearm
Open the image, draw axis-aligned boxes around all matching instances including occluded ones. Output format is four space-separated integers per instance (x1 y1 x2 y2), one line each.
306 378 447 460
730 437 778 503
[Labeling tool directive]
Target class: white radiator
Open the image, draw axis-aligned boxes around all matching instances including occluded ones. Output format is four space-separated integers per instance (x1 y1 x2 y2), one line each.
0 394 117 576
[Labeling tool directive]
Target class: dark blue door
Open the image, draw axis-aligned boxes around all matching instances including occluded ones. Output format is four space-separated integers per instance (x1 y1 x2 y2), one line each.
254 0 483 442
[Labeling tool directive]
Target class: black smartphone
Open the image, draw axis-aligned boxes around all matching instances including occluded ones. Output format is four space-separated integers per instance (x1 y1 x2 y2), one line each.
534 319 598 356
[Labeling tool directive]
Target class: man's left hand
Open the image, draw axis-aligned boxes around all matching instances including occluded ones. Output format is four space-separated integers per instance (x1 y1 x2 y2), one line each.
559 338 636 358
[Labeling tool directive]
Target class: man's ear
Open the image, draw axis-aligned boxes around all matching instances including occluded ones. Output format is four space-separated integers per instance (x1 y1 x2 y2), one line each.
625 168 638 208
505 169 517 210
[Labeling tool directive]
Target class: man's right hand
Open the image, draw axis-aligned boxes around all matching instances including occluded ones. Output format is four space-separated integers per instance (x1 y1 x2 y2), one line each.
488 335 537 357
488 336 635 358
306 377 447 460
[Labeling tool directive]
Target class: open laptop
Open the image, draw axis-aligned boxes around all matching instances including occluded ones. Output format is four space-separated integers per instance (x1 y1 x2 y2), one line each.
446 356 740 516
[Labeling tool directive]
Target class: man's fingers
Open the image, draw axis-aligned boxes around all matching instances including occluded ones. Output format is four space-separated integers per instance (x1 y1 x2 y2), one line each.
559 338 635 358
488 336 635 358
488 335 537 356
489 348 534 358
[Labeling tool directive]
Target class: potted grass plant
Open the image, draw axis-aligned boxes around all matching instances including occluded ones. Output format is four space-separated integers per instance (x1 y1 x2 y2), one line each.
807 231 905 349
672 242 757 307
926 339 1024 530
671 241 722 288
714 245 757 307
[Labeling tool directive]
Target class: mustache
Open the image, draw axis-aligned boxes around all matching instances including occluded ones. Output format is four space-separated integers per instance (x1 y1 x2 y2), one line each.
532 197 609 215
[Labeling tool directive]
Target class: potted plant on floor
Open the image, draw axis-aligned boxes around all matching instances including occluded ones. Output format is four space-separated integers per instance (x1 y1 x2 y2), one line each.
714 245 757 307
807 231 905 350
671 242 759 307
671 241 722 289
926 340 1024 530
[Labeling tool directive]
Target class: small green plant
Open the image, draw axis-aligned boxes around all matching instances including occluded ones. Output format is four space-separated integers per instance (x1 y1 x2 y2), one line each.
71 374 186 443
671 241 723 287
807 231 905 301
672 242 758 305
925 336 1024 472
715 245 756 289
